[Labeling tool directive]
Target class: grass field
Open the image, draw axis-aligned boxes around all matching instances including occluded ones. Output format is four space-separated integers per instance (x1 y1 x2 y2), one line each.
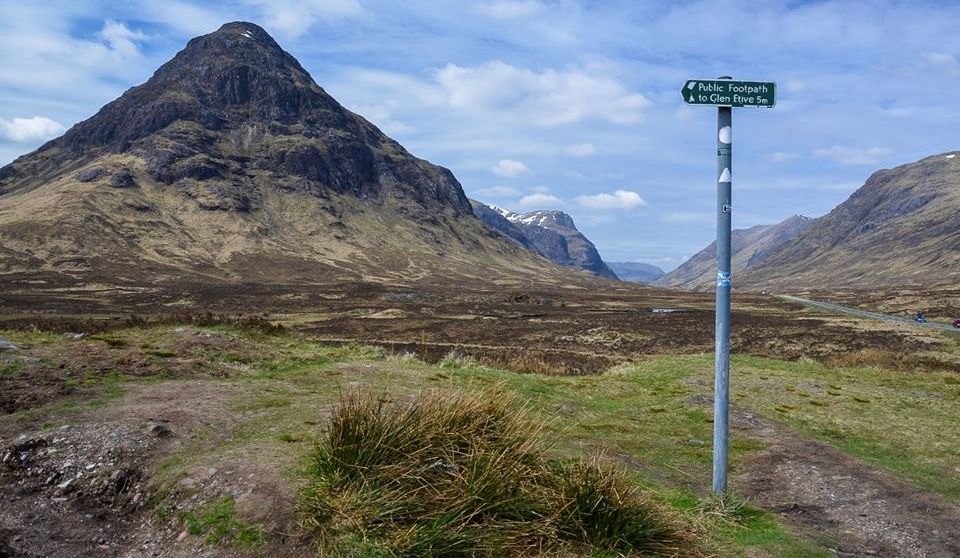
2 324 958 556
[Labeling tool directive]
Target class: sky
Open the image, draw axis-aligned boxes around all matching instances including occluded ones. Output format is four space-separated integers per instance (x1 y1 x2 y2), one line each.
1 1 959 270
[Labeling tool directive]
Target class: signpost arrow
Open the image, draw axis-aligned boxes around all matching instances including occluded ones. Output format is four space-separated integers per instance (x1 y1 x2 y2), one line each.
681 79 776 108
682 76 775 494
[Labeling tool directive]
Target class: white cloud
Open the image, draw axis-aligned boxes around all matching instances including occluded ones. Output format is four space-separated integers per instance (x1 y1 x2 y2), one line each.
564 143 595 157
351 103 415 135
769 151 800 162
0 116 65 142
531 185 550 193
490 158 531 177
435 61 650 126
99 19 147 58
574 189 646 210
925 52 959 66
813 146 892 165
924 52 960 76
139 1 228 35
244 0 363 38
517 193 563 208
474 1 544 19
474 185 522 197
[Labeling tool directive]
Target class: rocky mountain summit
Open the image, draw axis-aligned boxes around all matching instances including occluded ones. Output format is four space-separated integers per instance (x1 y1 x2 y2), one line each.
0 22 582 291
1 22 467 214
470 200 618 279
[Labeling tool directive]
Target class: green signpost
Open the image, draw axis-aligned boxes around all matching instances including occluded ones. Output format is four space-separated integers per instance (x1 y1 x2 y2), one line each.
682 79 776 108
682 76 775 494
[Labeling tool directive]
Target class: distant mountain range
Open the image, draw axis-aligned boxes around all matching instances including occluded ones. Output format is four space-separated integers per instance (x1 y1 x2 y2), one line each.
470 200 618 279
0 22 589 291
657 215 814 290
607 262 665 284
740 152 960 289
661 151 959 291
2 22 954 295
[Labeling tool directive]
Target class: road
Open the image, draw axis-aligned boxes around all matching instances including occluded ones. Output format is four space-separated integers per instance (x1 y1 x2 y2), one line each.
778 295 960 334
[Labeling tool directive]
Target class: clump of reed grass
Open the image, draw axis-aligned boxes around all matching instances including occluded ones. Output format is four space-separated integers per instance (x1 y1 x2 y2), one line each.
299 389 704 557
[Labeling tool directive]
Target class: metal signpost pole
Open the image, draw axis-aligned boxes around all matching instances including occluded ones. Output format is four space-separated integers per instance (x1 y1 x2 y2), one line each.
680 76 773 495
713 83 733 494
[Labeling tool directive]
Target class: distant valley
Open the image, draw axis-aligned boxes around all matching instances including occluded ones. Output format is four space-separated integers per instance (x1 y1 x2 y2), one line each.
607 262 665 284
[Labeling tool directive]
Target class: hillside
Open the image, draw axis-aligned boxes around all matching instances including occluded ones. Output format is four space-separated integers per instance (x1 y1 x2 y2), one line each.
470 200 618 279
740 152 960 289
607 262 665 284
0 22 584 293
657 215 813 290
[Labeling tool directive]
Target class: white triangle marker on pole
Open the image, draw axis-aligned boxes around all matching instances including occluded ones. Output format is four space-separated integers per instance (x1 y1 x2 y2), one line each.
719 167 731 182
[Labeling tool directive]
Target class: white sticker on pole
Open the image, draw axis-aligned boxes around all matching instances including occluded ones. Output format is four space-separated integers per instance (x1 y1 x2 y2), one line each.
716 271 731 287
719 167 731 183
718 126 732 144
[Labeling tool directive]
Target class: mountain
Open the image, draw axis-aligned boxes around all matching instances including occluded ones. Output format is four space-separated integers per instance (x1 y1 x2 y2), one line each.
469 200 618 279
607 262 665 284
656 214 813 290
0 22 582 290
739 152 960 289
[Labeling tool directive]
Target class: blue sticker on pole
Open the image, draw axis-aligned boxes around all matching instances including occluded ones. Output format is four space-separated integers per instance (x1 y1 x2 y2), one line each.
716 271 731 288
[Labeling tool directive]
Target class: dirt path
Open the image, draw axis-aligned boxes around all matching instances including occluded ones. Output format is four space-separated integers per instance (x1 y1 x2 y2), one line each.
731 408 960 557
0 381 307 558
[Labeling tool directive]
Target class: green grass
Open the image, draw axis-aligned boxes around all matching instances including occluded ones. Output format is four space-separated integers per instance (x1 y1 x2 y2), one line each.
10 324 953 556
183 496 265 549
300 389 705 557
0 361 21 376
90 333 128 348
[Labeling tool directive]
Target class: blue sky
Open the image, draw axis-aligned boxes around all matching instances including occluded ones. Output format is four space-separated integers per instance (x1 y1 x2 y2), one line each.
1 1 959 270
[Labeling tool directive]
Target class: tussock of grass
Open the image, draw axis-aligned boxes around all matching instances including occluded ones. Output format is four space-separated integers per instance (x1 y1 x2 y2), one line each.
697 493 748 527
823 347 956 372
299 389 704 557
439 351 479 369
183 496 264 548
503 353 567 376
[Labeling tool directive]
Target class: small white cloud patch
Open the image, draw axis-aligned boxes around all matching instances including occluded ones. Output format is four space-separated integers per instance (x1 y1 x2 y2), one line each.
0 116 66 142
517 193 562 208
100 19 147 58
575 190 647 210
490 159 531 177
474 1 544 19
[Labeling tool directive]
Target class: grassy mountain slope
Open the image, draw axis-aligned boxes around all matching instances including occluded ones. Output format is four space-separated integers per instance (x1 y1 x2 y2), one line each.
741 152 960 289
657 215 813 290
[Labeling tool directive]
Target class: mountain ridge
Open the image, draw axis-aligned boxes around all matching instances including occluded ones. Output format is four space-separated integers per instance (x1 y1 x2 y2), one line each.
739 152 960 289
656 214 814 290
0 22 590 290
470 200 618 279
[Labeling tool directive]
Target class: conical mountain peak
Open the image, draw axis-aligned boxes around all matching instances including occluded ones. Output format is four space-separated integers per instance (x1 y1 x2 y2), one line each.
0 21 561 288
2 22 472 216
